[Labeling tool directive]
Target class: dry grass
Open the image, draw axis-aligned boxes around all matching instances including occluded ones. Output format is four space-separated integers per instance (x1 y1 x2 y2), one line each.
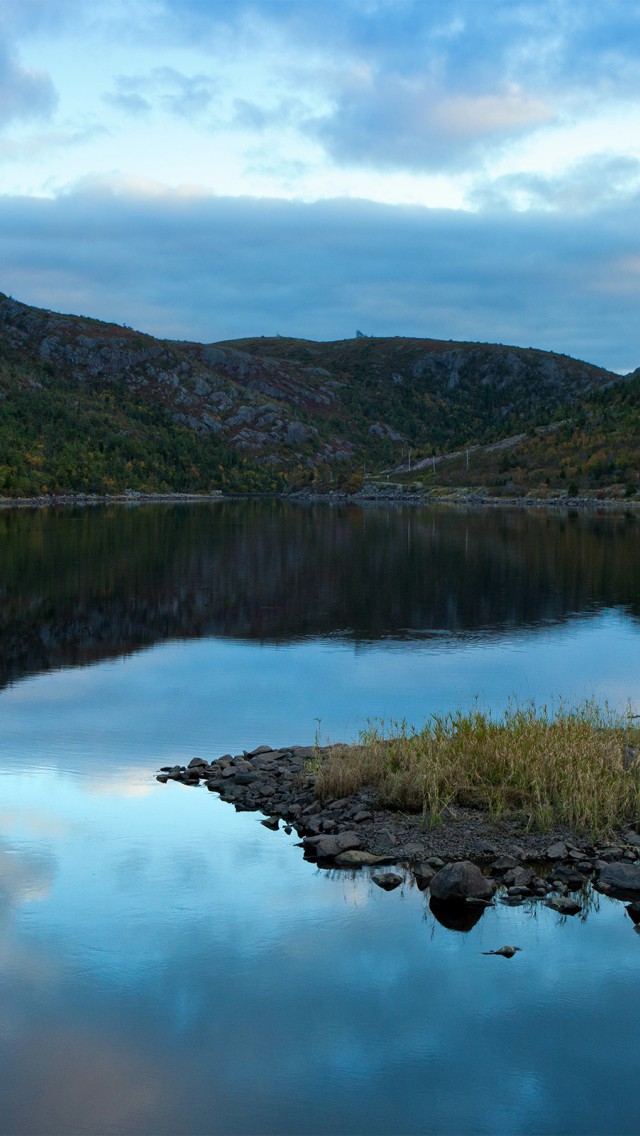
314 701 640 837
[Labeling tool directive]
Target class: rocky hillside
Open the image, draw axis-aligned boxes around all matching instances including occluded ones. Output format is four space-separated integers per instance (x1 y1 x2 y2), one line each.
0 291 629 495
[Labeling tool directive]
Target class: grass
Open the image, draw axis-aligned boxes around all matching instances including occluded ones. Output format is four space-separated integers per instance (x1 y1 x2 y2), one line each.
313 700 640 837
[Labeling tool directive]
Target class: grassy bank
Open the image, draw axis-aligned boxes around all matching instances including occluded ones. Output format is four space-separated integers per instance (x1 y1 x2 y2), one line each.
314 702 640 837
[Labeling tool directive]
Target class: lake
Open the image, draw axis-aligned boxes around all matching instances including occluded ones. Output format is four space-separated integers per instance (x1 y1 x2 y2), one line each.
1 500 639 1135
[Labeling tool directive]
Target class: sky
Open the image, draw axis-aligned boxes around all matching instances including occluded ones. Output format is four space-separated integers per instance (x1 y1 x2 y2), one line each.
1 0 640 372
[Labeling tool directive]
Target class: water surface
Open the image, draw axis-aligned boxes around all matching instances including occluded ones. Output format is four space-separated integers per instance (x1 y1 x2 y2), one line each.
1 501 639 1134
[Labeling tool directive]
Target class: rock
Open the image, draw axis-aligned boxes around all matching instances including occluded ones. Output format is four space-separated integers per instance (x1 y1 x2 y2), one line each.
625 901 640 924
334 850 395 867
624 831 640 847
372 872 403 891
545 842 569 860
412 863 435 890
261 816 280 830
234 772 257 786
544 896 583 915
490 854 520 873
187 757 208 769
247 745 273 756
304 831 363 860
155 773 169 783
503 866 534 889
597 862 640 893
351 810 373 823
430 861 495 901
378 830 398 848
321 818 338 833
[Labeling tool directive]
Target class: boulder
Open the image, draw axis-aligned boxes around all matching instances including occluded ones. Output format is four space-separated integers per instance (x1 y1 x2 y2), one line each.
598 862 640 893
545 842 569 860
429 860 495 901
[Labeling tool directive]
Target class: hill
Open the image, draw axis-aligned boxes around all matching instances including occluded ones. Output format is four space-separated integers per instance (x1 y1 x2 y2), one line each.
0 291 635 497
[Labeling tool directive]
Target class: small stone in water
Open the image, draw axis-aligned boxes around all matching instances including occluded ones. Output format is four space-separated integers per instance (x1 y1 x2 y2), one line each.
372 872 403 891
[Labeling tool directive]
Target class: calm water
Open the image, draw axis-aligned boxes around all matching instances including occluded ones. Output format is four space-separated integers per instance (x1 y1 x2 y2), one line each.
1 501 640 1135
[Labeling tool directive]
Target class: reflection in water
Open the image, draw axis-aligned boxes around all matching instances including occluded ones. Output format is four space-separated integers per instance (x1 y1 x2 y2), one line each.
1 502 640 1134
0 777 639 1136
429 896 486 932
1 501 640 687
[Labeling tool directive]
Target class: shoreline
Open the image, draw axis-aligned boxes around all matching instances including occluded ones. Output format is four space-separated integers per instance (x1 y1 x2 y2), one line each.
0 490 224 510
1 487 639 511
156 745 640 914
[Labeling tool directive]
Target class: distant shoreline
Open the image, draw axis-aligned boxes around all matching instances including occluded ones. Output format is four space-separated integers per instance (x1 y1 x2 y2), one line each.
1 487 639 511
0 490 225 510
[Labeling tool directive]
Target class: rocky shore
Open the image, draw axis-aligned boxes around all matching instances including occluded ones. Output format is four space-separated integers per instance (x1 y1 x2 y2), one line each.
0 490 223 510
156 744 640 919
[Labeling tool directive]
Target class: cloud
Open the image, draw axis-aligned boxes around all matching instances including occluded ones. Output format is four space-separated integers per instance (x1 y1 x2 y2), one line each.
1 179 640 371
104 90 151 116
309 72 555 173
470 154 640 213
231 95 305 133
0 839 55 916
0 124 108 163
0 43 57 129
104 66 219 121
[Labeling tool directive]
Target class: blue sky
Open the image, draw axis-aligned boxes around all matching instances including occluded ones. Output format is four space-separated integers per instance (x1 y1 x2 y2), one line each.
1 0 640 370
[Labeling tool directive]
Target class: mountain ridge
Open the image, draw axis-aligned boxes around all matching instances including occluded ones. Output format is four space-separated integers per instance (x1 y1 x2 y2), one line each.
0 291 637 497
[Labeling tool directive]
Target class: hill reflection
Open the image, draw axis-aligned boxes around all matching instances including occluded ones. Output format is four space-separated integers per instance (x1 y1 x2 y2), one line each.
1 500 639 688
